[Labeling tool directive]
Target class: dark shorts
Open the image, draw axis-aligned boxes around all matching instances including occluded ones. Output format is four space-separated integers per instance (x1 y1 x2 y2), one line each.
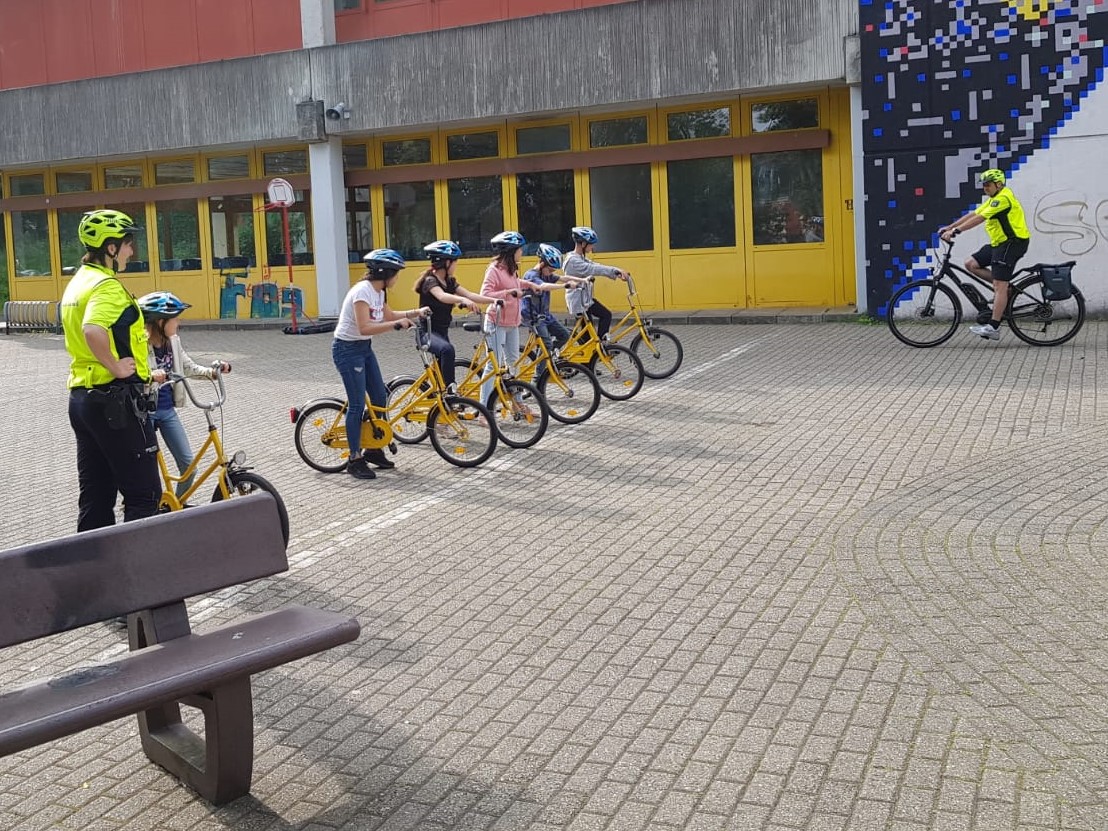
972 238 1030 282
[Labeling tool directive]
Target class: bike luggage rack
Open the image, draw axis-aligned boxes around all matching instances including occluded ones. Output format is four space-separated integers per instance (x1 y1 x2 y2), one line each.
2 300 62 334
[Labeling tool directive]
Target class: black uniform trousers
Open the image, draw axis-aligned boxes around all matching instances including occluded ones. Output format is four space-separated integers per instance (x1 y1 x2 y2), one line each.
68 385 162 531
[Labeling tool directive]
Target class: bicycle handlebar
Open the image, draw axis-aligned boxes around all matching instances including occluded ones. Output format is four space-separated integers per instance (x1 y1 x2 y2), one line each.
168 362 227 411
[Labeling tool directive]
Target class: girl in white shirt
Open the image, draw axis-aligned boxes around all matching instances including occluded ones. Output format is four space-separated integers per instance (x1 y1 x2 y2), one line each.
332 248 426 481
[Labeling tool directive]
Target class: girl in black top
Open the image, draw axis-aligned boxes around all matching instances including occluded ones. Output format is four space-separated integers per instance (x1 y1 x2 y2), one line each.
414 240 499 389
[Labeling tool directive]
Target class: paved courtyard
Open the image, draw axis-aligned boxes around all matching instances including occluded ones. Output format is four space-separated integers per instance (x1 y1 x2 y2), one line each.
1 318 1107 830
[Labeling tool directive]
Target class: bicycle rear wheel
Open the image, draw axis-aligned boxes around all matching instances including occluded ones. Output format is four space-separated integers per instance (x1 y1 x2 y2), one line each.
294 400 349 473
488 379 548 449
1007 275 1085 346
387 376 429 444
631 327 683 379
887 280 961 347
591 343 645 400
427 395 497 468
537 360 601 424
212 470 290 547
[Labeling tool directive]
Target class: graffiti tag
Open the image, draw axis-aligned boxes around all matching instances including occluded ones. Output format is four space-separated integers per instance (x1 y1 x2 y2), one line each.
1033 190 1108 256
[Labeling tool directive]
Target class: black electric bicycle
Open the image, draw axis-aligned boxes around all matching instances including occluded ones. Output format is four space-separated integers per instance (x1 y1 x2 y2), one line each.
886 238 1084 348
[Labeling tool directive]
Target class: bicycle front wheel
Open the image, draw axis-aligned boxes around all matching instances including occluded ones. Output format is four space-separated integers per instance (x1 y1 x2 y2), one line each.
212 470 291 547
427 395 497 468
631 327 683 379
591 343 645 400
488 379 548 449
1007 276 1086 346
537 360 601 424
387 376 429 444
887 280 962 347
294 400 349 472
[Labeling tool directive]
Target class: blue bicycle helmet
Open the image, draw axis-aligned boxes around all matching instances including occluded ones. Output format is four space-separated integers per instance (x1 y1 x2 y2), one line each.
423 240 463 263
363 248 407 276
571 226 599 245
490 231 526 253
137 291 190 320
537 243 563 270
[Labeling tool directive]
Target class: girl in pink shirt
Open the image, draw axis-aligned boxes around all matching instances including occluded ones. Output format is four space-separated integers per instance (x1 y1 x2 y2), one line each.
478 231 533 405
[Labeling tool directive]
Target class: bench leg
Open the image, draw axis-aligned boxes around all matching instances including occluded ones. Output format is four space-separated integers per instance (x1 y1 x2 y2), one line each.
138 678 255 805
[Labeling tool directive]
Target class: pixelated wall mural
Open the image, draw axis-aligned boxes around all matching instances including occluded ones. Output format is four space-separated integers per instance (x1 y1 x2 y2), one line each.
860 0 1108 314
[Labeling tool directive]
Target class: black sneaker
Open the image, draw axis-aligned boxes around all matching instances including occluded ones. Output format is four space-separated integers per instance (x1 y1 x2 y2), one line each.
346 456 377 480
363 448 396 470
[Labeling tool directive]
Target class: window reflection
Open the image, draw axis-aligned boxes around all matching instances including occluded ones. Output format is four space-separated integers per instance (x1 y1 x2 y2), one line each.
590 165 653 251
751 150 824 245
516 171 575 254
156 199 202 269
265 190 314 266
383 181 435 261
346 186 373 262
516 125 571 155
104 164 144 189
666 107 731 141
209 194 257 267
58 208 86 275
448 176 503 258
667 158 735 249
751 99 819 133
12 210 50 276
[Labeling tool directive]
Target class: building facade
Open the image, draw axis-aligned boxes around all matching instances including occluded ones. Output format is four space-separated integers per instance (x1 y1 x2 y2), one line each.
0 0 861 320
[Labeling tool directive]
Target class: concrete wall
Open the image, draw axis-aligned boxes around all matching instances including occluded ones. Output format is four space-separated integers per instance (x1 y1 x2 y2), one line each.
0 0 859 169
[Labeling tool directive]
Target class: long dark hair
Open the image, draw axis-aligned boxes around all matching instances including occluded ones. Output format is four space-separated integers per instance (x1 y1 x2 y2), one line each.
494 251 518 276
413 264 445 294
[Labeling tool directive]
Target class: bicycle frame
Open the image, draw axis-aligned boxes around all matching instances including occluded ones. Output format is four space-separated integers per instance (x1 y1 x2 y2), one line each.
313 320 474 453
925 239 1038 315
606 274 653 348
158 372 236 510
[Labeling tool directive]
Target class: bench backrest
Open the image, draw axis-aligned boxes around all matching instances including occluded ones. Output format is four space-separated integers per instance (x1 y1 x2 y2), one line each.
0 494 288 648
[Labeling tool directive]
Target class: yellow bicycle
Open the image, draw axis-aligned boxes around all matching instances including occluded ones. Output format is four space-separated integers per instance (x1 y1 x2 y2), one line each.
559 279 645 400
292 319 497 469
512 326 601 424
606 274 683 379
158 370 290 546
451 304 548 449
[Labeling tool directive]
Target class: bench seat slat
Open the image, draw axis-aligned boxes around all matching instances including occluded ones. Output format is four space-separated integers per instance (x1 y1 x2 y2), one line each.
0 605 359 756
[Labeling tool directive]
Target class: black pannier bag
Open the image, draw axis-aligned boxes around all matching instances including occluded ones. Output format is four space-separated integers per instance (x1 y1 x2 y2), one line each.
1040 263 1074 301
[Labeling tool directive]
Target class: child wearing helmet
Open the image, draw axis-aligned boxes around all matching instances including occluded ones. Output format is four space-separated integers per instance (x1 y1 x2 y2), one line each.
521 243 581 352
333 248 429 480
140 292 231 500
939 168 1031 341
413 240 500 390
61 209 161 530
478 231 538 405
563 226 629 340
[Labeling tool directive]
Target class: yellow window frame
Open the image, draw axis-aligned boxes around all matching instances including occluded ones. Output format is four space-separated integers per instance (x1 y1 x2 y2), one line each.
439 124 506 164
376 131 438 168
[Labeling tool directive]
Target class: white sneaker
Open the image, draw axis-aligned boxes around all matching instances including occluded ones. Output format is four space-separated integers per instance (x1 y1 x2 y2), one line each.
969 323 1000 340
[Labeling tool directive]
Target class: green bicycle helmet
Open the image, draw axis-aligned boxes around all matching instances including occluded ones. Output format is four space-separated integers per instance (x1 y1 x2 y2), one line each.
78 209 141 250
979 168 1006 186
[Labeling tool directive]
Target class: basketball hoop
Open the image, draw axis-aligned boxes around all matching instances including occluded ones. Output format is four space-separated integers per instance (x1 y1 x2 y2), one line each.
266 178 295 208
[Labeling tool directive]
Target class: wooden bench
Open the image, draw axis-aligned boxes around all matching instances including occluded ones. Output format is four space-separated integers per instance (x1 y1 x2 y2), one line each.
0 493 360 805
2 300 62 333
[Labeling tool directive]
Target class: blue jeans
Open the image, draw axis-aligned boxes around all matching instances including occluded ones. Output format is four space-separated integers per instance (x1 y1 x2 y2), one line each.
480 325 520 406
428 330 457 387
332 338 387 457
152 406 195 498
533 313 570 351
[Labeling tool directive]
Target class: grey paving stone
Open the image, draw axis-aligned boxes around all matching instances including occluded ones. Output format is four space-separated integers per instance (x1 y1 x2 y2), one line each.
1 321 1107 830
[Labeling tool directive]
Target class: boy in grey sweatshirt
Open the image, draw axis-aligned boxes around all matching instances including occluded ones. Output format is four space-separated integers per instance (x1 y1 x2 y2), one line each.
562 225 629 340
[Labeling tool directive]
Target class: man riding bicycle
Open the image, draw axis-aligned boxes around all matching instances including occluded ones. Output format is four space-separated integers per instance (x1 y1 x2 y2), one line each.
939 168 1031 341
